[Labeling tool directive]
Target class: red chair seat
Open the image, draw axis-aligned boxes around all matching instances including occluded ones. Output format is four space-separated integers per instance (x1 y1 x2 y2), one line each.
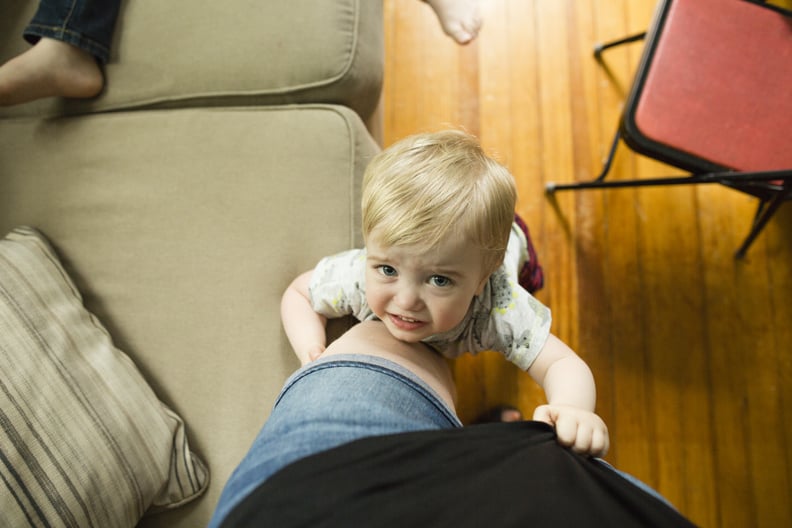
630 0 792 175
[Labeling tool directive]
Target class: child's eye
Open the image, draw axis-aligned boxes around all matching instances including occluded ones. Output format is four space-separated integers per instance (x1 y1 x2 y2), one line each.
429 275 452 287
378 265 397 277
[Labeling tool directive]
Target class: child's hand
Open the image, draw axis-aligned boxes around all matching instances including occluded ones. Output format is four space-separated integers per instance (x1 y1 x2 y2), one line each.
532 404 609 457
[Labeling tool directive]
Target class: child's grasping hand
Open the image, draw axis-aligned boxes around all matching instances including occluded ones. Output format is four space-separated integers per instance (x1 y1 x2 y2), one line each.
533 404 610 457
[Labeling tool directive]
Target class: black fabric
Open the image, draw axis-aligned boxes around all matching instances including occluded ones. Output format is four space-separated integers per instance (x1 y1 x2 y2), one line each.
222 421 696 528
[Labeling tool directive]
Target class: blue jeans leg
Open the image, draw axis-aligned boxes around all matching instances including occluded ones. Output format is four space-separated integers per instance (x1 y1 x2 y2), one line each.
24 0 121 63
208 355 462 528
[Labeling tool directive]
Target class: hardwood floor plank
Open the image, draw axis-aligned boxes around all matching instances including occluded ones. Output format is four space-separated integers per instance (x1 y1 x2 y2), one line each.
618 0 719 516
767 206 792 525
564 0 617 460
733 222 791 527
532 0 579 351
588 0 659 491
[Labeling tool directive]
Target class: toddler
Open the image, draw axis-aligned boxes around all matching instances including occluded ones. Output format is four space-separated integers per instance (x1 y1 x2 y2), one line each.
282 130 609 456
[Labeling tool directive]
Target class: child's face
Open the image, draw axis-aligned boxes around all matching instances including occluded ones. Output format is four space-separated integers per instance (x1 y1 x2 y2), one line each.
364 227 489 343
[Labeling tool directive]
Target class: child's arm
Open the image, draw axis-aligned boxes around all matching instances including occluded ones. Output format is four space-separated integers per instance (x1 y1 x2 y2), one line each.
281 270 328 366
527 333 610 457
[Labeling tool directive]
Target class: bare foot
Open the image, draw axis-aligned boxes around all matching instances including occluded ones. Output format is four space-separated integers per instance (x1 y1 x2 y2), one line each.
425 0 482 44
0 37 104 106
499 407 523 422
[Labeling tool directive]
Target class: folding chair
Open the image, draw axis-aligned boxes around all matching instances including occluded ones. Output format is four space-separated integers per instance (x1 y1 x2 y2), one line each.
545 0 792 258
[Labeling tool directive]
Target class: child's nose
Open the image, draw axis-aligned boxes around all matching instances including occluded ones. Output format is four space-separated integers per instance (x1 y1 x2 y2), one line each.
394 285 423 311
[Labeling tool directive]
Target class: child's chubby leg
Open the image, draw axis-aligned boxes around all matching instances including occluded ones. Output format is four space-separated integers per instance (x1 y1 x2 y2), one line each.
423 0 482 44
0 37 104 106
321 320 458 413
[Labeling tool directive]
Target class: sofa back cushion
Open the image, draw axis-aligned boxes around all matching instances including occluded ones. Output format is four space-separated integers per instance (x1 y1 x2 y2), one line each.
0 0 383 120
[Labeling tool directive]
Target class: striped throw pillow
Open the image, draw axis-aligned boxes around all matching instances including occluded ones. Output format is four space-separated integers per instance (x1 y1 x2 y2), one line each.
0 226 209 528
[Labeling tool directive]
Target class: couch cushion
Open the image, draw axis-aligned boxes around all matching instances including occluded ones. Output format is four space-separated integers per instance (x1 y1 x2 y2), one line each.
0 0 383 120
0 105 378 527
0 226 208 527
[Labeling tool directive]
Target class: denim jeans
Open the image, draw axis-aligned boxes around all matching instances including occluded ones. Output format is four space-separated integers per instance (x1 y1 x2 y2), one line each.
24 0 121 63
209 354 674 526
208 354 463 528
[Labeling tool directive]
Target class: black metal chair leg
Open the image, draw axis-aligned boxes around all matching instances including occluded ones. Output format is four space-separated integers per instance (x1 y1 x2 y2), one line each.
594 32 647 58
546 130 621 193
734 186 792 258
594 129 621 182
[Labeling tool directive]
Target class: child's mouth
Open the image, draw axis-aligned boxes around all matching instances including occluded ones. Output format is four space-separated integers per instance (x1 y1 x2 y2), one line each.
388 313 426 331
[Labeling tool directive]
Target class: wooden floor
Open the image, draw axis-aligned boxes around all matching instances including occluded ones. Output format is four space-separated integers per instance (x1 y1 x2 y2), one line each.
382 1 792 526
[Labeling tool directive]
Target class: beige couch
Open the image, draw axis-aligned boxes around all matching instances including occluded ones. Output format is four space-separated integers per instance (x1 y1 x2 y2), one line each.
0 1 382 526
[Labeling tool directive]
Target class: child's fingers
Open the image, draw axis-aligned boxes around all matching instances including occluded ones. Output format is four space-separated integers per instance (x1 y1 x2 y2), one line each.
532 405 580 448
553 414 581 450
570 422 594 454
567 420 610 457
568 422 609 457
590 426 610 457
532 405 610 457
531 404 554 426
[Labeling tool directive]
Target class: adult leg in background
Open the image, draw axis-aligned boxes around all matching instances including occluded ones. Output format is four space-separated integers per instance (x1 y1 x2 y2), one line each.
0 0 121 105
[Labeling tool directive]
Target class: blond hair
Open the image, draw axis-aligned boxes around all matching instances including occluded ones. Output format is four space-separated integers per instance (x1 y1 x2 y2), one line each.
362 130 516 276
